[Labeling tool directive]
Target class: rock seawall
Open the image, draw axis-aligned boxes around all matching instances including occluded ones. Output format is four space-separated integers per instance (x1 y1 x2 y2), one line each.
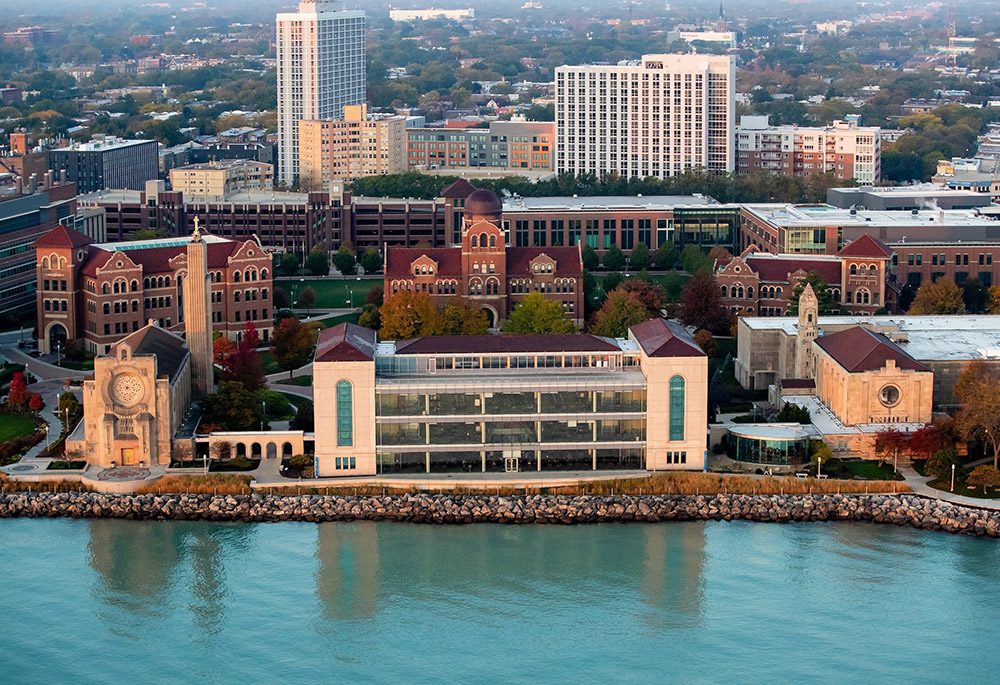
1 492 999 536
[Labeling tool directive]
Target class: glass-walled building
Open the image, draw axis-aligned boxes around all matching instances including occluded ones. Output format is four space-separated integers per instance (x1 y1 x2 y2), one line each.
313 319 708 477
726 425 810 465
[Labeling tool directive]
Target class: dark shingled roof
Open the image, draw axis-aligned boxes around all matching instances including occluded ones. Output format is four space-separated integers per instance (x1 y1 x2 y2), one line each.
393 334 620 355
315 323 376 362
837 233 893 259
629 318 705 357
385 247 462 279
815 326 929 373
33 224 94 249
114 324 190 383
780 378 816 389
744 254 842 286
440 178 478 198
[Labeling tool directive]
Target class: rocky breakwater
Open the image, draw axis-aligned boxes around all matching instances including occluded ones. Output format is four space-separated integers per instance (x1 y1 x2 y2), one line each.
0 492 999 535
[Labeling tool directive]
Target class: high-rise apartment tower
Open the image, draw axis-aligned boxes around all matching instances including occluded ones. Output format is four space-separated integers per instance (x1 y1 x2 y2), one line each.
276 1 366 185
555 54 734 179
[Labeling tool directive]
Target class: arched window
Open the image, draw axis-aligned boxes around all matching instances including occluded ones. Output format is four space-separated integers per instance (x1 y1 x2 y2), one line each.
669 375 685 441
471 235 479 248
479 232 487 248
850 264 857 275
131 280 138 292
859 265 867 276
747 287 754 299
489 235 496 248
244 270 251 282
261 268 268 280
337 380 353 447
165 276 171 287
41 256 50 269
234 271 241 282
721 285 728 297
102 283 109 295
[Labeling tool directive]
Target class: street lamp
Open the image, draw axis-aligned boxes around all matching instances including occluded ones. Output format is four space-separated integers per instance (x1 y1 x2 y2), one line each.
55 341 62 366
817 457 822 479
261 401 266 431
951 462 956 492
44 424 49 449
62 407 69 433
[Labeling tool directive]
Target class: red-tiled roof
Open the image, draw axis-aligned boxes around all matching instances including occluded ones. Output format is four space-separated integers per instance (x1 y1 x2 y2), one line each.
815 326 929 373
507 247 582 277
315 323 376 362
385 247 462 279
629 318 705 358
80 239 248 278
33 224 93 249
393 334 619 355
440 178 478 198
744 255 842 286
837 233 893 259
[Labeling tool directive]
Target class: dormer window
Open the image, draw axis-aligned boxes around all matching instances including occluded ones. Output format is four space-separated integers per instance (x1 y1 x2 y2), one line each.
533 264 539 273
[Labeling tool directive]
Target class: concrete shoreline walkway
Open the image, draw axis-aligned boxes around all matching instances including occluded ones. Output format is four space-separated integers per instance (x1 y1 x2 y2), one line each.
900 465 1000 511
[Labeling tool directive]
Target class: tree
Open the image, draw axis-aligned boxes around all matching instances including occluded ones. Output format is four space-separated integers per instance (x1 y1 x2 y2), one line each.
272 286 291 310
680 245 713 274
306 247 330 276
988 285 1000 314
617 279 666 317
358 303 381 330
6 371 28 410
213 335 235 366
968 465 1000 495
603 244 625 271
777 403 811 424
279 252 300 276
269 317 318 379
810 440 834 471
58 392 80 418
787 271 838 314
581 245 599 271
875 426 909 467
333 244 357 275
908 279 966 315
365 285 384 306
441 299 489 335
360 248 382 274
679 272 730 334
655 242 678 270
296 285 316 314
200 381 265 432
131 228 167 240
504 292 576 334
220 322 266 391
960 277 988 314
28 393 43 414
630 243 650 270
601 271 624 294
926 448 962 484
379 291 444 340
590 290 649 338
955 360 1000 468
694 329 718 357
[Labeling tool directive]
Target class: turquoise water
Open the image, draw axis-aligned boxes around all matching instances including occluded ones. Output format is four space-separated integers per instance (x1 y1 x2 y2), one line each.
2 519 999 683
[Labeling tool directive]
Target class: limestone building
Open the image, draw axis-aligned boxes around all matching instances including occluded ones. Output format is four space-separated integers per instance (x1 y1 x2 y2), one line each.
311 317 709 477
299 104 406 185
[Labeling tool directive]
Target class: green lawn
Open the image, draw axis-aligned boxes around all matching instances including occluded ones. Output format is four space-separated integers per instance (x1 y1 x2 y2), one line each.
927 479 1000 500
0 415 39 443
310 312 361 329
277 375 313 387
259 350 281 374
844 460 903 481
277 277 381 309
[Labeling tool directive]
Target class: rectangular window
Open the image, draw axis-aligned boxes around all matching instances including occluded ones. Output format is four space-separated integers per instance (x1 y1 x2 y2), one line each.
337 381 353 447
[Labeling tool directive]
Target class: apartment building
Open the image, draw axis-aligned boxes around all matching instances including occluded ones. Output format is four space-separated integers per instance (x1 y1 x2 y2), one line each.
406 120 555 172
555 54 734 178
169 160 274 199
735 115 881 184
299 104 407 186
47 136 159 193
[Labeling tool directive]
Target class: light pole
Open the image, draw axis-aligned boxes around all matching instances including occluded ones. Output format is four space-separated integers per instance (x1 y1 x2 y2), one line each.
55 341 62 366
951 462 956 492
817 457 822 479
44 424 49 449
261 401 266 431
63 407 69 433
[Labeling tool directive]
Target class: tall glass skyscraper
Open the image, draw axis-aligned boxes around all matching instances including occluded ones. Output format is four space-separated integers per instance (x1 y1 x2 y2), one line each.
276 1 366 185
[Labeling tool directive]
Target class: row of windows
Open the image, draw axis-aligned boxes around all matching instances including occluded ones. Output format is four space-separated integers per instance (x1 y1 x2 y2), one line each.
42 279 68 292
43 299 68 312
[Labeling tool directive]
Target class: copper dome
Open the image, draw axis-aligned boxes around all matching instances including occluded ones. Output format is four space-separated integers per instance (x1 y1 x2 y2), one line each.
464 189 503 221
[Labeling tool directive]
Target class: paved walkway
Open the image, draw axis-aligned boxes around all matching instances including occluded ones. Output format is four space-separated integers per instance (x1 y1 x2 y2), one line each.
250 468 651 489
2 348 87 382
900 465 1000 510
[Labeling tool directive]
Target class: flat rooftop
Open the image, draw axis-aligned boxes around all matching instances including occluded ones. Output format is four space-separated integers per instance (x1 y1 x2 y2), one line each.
829 184 987 199
743 315 1000 362
503 195 719 212
746 204 1000 228
92 234 231 251
59 138 155 152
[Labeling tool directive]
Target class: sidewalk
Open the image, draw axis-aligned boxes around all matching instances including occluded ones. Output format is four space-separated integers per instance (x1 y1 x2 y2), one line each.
900 465 1000 510
2 347 87 382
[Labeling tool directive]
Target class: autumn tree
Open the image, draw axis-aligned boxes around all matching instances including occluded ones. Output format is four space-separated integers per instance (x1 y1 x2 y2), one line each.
296 285 316 313
441 299 489 335
787 271 838 314
907 279 966 315
679 272 730 334
365 285 384 306
694 329 718 357
617 279 666 317
333 244 356 275
28 393 43 414
379 291 444 340
269 317 318 379
987 285 1000 314
967 465 1000 495
6 371 29 410
504 292 576 334
875 426 910 468
358 304 381 330
213 335 235 365
306 247 329 276
955 360 1000 468
590 290 649 338
220 321 266 391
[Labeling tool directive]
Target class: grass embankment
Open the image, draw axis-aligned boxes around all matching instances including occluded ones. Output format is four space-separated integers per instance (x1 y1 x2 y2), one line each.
0 415 39 443
277 375 312 387
0 473 91 493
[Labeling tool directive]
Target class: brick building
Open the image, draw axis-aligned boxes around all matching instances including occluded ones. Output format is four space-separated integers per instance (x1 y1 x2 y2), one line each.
385 188 584 327
34 224 273 355
716 234 894 317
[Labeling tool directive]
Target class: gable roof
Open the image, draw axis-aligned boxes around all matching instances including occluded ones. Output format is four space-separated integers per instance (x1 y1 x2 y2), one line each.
507 247 582 276
80 236 251 278
837 233 893 259
113 324 190 383
33 224 94 249
393 334 619 355
440 178 478 198
629 318 705 358
315 323 376 362
814 326 929 373
385 247 462 279
744 254 842 286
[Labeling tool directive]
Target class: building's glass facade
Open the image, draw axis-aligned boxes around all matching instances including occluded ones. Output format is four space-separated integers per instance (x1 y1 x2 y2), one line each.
726 427 808 465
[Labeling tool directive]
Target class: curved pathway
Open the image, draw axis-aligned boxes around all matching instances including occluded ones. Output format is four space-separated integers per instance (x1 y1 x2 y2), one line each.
900 465 1000 510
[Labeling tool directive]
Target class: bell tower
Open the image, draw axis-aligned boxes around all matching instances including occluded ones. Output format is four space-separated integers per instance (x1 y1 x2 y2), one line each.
795 283 819 379
184 218 214 397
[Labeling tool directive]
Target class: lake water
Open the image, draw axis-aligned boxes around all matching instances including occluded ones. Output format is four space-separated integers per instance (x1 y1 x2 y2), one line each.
1 518 998 683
